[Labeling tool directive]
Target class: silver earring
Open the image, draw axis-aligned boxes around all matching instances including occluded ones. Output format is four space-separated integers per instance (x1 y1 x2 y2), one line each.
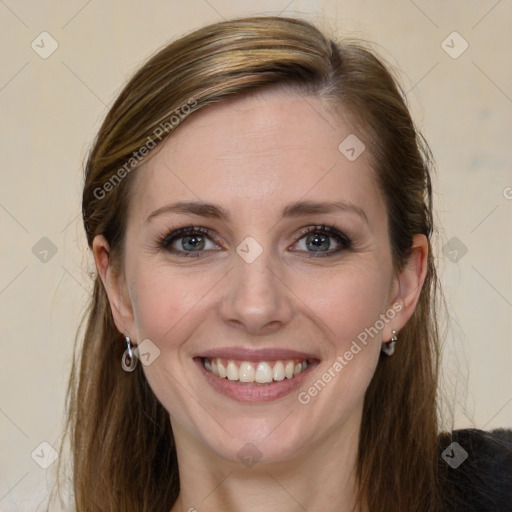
381 330 398 356
121 336 138 372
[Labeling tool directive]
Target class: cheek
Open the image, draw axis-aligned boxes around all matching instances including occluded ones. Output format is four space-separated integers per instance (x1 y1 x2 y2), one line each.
294 264 389 421
128 261 205 346
127 264 210 426
296 260 392 346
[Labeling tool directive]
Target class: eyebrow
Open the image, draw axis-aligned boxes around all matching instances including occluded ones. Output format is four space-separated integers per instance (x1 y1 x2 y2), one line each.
146 199 369 225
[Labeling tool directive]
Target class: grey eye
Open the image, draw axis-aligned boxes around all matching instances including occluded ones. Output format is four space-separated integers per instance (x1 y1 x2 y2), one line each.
304 232 332 252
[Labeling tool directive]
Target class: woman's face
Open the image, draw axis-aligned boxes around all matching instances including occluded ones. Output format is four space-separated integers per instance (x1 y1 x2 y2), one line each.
96 91 423 465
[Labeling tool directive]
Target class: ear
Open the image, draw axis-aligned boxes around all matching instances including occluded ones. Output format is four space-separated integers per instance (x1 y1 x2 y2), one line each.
384 234 429 340
92 234 135 338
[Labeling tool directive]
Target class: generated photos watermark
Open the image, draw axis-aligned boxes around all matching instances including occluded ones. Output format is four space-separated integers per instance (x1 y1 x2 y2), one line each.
93 97 197 201
441 441 468 469
298 302 403 405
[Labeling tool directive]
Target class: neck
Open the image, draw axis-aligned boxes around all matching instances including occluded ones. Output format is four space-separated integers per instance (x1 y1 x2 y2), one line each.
170 419 363 512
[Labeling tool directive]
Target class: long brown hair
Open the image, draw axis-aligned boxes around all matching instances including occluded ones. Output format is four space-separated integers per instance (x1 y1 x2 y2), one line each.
60 15 445 511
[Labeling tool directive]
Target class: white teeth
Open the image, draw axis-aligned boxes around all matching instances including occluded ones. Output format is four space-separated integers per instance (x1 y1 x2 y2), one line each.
239 362 255 382
227 361 238 381
273 361 285 381
217 360 227 378
255 362 273 383
285 361 295 379
203 358 309 383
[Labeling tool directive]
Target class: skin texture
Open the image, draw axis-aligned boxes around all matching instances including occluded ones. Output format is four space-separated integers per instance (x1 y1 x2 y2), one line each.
93 91 428 512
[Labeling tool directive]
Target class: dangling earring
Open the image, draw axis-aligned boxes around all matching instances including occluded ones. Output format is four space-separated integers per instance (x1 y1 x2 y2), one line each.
121 336 138 372
381 330 398 356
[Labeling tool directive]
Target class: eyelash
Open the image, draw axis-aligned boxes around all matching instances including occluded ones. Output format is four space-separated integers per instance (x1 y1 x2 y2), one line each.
157 223 352 258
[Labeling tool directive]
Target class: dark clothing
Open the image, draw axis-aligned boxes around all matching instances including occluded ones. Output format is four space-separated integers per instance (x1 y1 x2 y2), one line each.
438 428 512 511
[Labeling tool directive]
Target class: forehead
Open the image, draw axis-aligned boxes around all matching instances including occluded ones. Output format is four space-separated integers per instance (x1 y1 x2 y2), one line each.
129 91 385 227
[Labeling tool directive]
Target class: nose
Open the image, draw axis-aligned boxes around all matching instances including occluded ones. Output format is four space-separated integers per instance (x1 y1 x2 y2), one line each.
219 247 294 335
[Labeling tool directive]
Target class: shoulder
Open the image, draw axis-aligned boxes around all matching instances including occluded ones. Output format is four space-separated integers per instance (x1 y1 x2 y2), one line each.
438 427 512 512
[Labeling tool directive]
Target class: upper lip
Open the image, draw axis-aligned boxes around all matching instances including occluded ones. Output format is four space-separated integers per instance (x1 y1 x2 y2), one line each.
196 347 318 362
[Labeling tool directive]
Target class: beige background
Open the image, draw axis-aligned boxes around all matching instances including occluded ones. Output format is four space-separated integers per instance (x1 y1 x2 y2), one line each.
1 0 511 509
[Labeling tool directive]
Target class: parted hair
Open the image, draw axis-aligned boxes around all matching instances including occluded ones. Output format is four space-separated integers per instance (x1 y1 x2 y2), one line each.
60 15 446 511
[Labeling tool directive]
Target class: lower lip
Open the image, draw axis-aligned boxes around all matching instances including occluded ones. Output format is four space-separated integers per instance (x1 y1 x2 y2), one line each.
195 358 317 403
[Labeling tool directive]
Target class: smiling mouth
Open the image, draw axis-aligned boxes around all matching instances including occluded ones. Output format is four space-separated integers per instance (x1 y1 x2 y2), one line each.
203 357 310 384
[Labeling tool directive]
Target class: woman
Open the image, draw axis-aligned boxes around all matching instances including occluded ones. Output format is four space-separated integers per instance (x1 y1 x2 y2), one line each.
63 15 511 512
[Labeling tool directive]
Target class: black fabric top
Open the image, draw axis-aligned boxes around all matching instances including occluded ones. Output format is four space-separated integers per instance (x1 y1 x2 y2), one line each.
438 428 512 511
